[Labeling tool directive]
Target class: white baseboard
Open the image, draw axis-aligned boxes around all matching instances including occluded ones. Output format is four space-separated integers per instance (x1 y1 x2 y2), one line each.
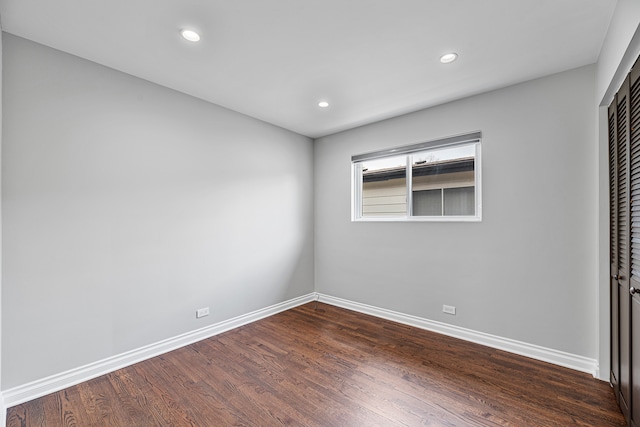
318 293 599 377
2 291 600 411
2 293 316 408
0 393 5 427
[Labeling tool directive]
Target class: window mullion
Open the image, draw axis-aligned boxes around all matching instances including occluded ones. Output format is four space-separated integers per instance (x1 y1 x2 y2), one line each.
406 155 413 217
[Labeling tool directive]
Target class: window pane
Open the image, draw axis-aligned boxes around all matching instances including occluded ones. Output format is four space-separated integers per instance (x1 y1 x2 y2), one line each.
411 144 475 217
413 144 475 165
412 146 475 191
361 155 407 217
443 187 475 216
413 189 442 216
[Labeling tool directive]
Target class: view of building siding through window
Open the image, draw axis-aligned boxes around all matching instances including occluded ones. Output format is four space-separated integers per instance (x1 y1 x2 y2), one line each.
360 144 476 218
361 155 408 217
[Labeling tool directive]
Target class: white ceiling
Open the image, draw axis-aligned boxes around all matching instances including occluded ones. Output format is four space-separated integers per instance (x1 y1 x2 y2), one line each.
0 0 617 138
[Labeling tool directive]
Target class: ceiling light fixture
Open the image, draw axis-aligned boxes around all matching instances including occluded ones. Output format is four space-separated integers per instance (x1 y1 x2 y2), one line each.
440 53 458 64
318 101 329 108
181 29 201 42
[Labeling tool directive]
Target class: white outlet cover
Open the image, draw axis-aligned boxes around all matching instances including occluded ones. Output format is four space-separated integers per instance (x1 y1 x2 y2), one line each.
443 305 456 315
196 307 210 318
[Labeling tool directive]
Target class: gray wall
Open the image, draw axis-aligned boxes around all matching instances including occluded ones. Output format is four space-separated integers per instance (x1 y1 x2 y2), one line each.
1 34 314 389
314 65 597 358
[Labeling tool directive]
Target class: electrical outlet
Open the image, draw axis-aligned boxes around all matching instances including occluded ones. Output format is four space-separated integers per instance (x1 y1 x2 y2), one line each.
443 305 456 315
196 307 210 318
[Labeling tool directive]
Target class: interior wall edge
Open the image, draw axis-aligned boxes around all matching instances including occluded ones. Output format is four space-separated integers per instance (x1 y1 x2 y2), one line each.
318 293 600 378
598 17 640 107
0 17 6 427
1 293 316 409
597 105 611 383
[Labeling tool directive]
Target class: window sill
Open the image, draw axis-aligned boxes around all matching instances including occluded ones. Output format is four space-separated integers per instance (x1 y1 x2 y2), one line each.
352 215 482 223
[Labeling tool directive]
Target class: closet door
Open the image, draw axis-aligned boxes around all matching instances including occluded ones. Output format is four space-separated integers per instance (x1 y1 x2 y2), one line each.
629 62 640 427
611 89 620 398
610 57 640 427
618 74 632 422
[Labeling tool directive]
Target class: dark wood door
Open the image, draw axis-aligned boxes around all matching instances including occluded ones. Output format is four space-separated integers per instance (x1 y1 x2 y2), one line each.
629 61 640 427
617 75 631 421
610 86 620 400
610 56 640 427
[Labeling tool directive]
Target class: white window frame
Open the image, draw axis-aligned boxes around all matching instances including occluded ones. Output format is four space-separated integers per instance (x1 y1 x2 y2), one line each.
351 132 482 222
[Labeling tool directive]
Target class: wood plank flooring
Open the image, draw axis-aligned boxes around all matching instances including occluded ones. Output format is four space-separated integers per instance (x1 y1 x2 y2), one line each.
7 302 626 426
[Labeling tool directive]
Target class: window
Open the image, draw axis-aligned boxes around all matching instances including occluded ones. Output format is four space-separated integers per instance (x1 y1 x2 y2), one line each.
352 132 482 221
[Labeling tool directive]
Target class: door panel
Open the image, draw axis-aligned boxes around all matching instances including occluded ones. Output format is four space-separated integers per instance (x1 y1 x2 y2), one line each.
618 76 631 420
612 97 621 394
632 286 640 427
629 61 640 427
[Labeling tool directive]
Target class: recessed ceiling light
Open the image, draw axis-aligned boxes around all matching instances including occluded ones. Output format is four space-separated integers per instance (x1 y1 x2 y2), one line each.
181 29 201 42
440 53 458 64
318 101 329 108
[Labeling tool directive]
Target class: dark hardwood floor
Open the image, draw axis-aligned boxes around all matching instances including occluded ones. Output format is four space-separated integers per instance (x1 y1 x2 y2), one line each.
7 302 625 426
